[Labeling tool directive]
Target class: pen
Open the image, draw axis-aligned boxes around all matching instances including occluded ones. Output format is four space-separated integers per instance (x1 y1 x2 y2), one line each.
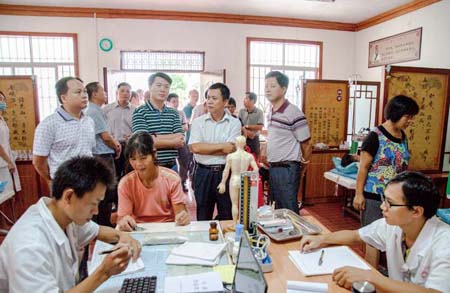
99 247 121 255
318 249 324 266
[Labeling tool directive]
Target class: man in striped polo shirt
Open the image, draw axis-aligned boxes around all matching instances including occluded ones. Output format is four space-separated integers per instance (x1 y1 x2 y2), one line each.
264 71 312 214
131 72 184 171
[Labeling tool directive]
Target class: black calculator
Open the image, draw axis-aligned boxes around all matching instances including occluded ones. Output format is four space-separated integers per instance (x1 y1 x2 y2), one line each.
119 276 157 293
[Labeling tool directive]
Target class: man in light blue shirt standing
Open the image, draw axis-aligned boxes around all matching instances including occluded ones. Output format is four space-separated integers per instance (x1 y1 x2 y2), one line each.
86 81 121 226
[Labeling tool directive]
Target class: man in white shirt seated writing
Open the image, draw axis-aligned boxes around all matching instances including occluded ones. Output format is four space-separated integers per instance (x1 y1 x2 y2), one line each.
0 156 141 292
300 171 450 293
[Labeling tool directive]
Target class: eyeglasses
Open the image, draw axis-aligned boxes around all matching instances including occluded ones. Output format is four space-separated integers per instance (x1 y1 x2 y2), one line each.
381 193 411 209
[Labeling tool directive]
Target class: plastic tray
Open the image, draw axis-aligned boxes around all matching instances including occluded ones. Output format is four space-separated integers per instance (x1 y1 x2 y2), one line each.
257 209 322 242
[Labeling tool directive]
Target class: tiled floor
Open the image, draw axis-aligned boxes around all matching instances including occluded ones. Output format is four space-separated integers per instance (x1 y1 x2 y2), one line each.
303 202 365 257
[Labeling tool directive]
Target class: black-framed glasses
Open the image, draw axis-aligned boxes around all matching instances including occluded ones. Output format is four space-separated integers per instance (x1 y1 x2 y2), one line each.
381 194 411 209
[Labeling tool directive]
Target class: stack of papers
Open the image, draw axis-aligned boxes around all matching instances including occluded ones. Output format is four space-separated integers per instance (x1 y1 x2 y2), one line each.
164 272 224 292
166 242 227 266
287 281 328 293
288 246 370 276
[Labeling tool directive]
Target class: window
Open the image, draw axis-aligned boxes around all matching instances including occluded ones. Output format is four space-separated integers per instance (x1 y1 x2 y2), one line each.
0 33 78 119
247 38 322 113
347 82 380 142
121 51 204 72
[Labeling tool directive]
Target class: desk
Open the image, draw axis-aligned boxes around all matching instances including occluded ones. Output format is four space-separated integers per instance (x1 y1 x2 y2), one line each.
93 221 229 292
96 218 369 292
255 216 364 293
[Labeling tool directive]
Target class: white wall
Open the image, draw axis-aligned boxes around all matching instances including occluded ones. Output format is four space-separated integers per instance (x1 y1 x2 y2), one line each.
0 15 355 108
354 0 450 170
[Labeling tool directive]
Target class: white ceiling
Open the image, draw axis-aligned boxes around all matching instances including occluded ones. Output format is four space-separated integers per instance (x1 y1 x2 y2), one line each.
0 0 414 23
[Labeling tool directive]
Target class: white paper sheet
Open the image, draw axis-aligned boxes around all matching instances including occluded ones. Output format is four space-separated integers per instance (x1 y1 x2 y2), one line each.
165 254 218 266
164 271 224 293
170 242 227 262
286 280 328 293
88 241 145 276
288 246 370 276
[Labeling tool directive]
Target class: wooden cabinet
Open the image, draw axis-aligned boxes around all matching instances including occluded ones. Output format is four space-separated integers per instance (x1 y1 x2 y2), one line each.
303 150 347 204
0 161 40 228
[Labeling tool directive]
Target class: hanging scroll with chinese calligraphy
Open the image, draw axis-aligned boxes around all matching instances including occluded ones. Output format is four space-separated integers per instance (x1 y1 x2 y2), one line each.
0 76 39 152
303 80 349 147
384 66 450 172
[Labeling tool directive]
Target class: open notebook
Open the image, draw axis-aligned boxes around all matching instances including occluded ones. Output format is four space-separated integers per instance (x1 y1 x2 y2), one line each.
289 246 370 276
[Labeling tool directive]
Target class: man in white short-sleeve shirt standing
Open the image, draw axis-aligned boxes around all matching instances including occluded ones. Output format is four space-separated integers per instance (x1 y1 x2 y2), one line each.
0 156 141 292
189 83 241 221
299 171 450 293
32 77 95 185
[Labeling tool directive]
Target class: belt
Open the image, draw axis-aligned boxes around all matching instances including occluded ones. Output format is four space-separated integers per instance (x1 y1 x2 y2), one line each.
197 163 225 172
95 153 114 158
269 161 299 168
158 160 177 168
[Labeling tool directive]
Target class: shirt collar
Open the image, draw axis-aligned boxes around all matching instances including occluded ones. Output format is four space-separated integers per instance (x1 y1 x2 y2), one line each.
246 106 257 114
56 106 84 121
272 99 290 114
88 103 102 111
114 101 132 109
403 216 440 270
146 100 168 112
37 197 69 246
205 111 231 123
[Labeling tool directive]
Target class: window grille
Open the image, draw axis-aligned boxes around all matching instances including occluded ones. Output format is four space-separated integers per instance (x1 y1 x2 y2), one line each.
248 38 321 114
121 51 204 72
0 33 77 119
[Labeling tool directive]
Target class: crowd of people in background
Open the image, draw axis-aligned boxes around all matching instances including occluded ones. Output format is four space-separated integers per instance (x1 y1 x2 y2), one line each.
1 70 449 293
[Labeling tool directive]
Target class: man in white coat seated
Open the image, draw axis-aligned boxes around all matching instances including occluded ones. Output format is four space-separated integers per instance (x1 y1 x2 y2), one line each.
300 171 450 293
0 156 141 292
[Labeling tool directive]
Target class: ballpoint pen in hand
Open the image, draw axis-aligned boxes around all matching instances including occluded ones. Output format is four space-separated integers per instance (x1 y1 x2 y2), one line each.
99 247 122 255
318 249 324 266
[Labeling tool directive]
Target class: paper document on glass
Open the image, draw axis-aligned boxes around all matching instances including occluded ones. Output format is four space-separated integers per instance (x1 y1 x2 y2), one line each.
164 271 224 293
286 280 328 293
170 242 227 262
88 241 145 276
166 254 218 266
288 246 370 276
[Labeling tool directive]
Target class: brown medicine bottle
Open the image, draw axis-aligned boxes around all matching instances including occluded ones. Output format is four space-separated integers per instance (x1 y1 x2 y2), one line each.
209 222 219 241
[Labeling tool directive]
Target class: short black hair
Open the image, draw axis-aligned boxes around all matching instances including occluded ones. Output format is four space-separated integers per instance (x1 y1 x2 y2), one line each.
386 171 440 219
55 76 83 103
52 156 115 200
245 92 257 103
265 71 289 89
228 97 236 107
117 82 131 90
125 132 156 161
131 91 137 99
148 72 172 86
341 154 356 167
384 95 419 123
208 83 230 101
167 93 179 102
0 91 6 100
86 82 100 101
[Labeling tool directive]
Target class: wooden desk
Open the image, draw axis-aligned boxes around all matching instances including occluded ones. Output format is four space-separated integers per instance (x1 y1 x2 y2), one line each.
259 216 367 293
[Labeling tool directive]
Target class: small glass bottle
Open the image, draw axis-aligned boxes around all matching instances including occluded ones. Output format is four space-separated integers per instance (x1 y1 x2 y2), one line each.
209 221 219 241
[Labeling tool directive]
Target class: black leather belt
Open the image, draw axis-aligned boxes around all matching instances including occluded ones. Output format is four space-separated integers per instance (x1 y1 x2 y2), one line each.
197 163 225 172
269 161 299 168
158 160 177 169
95 153 114 158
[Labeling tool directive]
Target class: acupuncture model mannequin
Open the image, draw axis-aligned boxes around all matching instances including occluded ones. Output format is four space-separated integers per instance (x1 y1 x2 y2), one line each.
218 136 259 224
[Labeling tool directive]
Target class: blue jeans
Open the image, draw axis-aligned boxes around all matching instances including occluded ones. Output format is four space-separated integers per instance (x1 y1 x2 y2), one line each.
269 162 301 214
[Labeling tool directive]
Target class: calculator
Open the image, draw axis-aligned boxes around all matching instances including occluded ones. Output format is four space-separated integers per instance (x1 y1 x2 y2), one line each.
119 276 157 293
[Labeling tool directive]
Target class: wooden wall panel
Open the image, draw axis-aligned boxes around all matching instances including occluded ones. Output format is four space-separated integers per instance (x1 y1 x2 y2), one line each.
304 150 347 204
